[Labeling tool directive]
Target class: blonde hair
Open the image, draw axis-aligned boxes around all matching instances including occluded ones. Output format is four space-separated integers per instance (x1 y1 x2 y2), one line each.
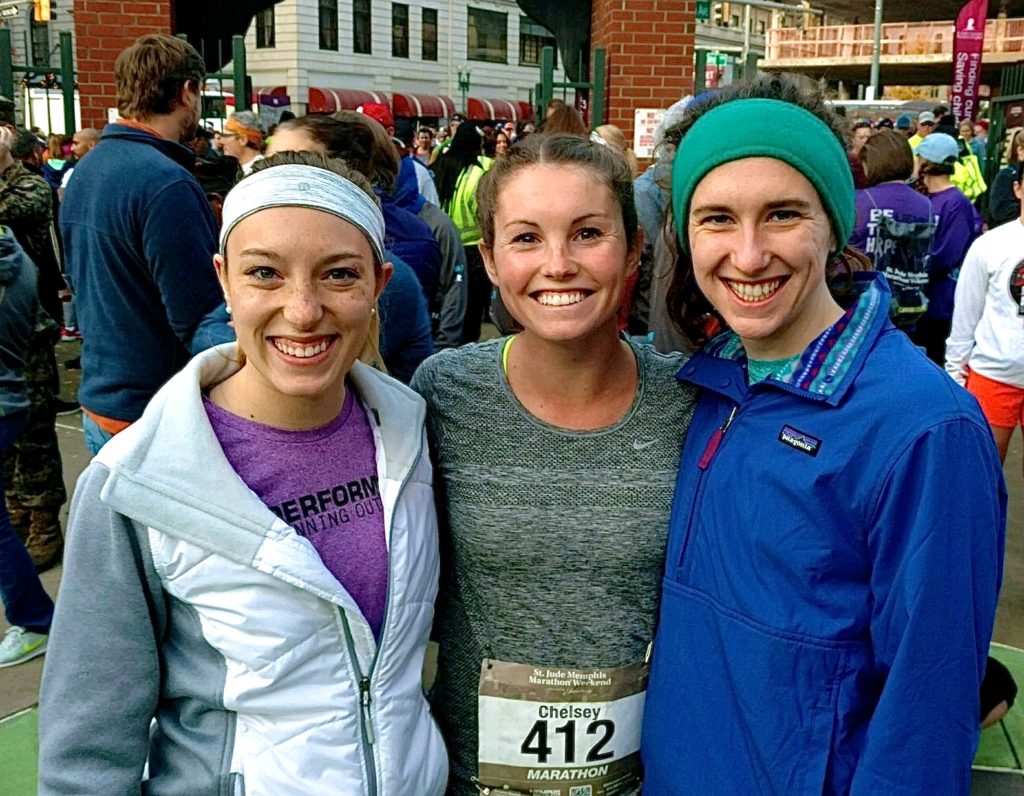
594 124 639 177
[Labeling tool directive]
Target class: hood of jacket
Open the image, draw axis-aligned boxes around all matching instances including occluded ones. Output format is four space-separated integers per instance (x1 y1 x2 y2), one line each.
390 156 427 214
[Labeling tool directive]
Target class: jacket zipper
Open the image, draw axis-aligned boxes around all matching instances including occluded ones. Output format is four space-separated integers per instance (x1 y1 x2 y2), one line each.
677 404 738 572
697 404 737 470
341 615 377 796
338 422 426 796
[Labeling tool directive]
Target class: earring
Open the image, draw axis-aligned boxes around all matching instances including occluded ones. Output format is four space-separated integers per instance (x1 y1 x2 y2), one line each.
225 303 232 315
370 307 377 315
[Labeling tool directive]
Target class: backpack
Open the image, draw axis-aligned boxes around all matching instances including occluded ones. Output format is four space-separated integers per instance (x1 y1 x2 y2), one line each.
864 189 935 327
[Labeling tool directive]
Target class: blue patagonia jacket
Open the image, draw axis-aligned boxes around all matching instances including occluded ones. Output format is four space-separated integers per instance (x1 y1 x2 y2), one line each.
642 273 1006 795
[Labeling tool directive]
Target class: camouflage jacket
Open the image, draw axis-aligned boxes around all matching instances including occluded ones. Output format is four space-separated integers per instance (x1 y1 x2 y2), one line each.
0 160 65 322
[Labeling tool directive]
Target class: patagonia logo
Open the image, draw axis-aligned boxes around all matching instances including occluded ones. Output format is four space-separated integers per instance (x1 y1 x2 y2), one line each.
779 425 821 457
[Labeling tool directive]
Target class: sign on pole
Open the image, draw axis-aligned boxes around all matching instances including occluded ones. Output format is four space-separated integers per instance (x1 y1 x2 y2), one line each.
696 1 711 21
951 0 989 122
0 5 19 17
634 108 665 159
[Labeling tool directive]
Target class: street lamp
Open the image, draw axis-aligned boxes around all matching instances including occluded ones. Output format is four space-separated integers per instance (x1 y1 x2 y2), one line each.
869 0 884 100
457 65 471 115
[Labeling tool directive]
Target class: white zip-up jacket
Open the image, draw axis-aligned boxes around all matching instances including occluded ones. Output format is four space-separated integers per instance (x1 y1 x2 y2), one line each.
946 218 1024 389
38 345 447 796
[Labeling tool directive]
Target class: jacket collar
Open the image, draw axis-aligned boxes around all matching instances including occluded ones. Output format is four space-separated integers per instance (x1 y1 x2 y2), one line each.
678 272 892 407
100 122 197 171
94 345 425 578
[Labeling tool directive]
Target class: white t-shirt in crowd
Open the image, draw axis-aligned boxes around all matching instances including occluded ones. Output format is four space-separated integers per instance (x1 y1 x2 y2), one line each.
946 218 1024 388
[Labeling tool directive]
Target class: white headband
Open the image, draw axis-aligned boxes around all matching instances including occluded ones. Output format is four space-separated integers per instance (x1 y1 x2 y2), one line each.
219 164 386 264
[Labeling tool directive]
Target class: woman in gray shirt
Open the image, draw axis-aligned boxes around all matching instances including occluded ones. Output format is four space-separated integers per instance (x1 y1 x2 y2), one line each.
412 133 696 796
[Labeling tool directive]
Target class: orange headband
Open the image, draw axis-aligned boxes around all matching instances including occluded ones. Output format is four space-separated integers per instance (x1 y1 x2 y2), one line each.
225 117 264 147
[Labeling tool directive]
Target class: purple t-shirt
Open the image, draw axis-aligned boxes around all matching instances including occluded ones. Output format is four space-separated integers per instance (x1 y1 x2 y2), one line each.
203 388 389 638
851 182 933 260
926 186 983 320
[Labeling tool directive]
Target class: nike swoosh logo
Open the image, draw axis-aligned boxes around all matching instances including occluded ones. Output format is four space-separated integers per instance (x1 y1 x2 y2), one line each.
633 439 658 450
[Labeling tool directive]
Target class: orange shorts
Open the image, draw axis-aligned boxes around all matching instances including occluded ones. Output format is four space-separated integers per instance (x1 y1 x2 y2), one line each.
966 369 1024 429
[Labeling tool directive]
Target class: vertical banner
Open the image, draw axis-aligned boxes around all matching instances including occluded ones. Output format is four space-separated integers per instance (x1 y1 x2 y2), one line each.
951 0 989 122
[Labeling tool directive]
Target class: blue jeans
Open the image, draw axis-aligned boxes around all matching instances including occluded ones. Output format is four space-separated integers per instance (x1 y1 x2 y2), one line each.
82 413 113 456
0 411 54 633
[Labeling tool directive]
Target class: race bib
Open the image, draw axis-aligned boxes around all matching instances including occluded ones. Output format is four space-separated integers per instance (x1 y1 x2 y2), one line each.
477 657 647 796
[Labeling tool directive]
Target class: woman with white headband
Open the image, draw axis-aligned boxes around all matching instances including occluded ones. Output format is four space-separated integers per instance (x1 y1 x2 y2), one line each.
37 151 448 795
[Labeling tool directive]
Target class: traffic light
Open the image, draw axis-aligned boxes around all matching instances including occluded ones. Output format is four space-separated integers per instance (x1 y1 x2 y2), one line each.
33 0 54 22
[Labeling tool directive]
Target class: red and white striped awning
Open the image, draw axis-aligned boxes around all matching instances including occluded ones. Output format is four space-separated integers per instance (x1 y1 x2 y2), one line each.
308 88 390 114
466 97 534 123
392 93 456 119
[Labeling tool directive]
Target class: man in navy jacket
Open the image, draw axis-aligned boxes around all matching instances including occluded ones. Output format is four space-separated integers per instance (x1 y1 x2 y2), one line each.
61 34 231 454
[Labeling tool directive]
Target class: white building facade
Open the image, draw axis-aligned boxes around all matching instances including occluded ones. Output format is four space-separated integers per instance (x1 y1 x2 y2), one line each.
241 0 566 123
0 1 76 132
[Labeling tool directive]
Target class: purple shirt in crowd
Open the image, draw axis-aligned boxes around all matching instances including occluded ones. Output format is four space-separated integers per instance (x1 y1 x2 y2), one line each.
851 181 933 261
925 186 983 320
203 388 389 638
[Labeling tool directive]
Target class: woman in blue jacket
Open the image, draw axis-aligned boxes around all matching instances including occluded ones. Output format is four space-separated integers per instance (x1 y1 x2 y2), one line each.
641 76 1007 795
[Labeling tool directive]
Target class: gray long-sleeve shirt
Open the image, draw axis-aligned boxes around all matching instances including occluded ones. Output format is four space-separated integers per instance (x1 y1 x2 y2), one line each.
412 339 697 794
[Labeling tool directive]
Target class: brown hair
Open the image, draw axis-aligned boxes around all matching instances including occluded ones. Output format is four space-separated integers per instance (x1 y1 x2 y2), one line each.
916 159 955 177
476 132 638 250
1008 128 1024 166
241 150 386 372
859 130 914 186
115 34 206 119
46 133 64 160
539 104 587 136
276 113 399 192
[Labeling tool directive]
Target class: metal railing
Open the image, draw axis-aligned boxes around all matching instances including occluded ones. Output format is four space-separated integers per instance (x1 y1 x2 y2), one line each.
764 17 1024 62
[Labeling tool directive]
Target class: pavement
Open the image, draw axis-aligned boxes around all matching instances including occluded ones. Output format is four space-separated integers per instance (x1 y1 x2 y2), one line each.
1 341 1023 791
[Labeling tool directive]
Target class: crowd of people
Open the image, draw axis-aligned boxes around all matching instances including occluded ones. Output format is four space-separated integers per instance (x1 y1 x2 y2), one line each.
0 31 1017 795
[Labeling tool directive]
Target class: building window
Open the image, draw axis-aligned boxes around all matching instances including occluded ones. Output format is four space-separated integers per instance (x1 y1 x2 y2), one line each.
392 3 409 58
319 0 338 50
519 16 556 67
30 20 49 67
758 19 766 34
730 13 741 27
422 7 438 61
353 0 372 54
467 6 506 64
255 6 275 48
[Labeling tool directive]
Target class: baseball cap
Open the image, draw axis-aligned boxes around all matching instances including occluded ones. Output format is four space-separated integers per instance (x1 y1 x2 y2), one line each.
876 117 894 129
896 114 912 129
918 111 936 125
914 132 960 164
357 102 395 130
450 112 466 123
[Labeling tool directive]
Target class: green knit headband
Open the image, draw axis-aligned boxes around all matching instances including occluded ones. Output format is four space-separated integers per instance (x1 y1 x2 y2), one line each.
671 98 855 255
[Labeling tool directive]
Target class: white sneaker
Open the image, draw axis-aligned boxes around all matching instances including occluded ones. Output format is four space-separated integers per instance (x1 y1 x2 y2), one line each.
0 626 48 668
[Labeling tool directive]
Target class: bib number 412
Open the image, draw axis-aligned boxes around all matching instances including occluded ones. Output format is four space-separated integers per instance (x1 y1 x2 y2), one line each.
520 719 615 765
